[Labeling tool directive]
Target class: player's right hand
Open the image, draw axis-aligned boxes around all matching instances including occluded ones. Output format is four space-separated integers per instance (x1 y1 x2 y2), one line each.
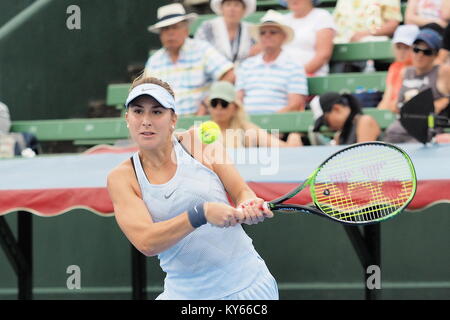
204 202 244 228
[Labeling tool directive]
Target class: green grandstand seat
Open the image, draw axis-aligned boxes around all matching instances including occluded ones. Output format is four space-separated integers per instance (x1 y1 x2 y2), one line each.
107 72 387 109
10 109 396 144
256 0 284 9
256 0 336 9
10 118 128 142
332 42 393 62
307 72 387 95
149 41 394 62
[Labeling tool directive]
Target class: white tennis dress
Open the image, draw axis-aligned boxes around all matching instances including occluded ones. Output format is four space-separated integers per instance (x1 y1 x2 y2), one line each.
131 136 278 300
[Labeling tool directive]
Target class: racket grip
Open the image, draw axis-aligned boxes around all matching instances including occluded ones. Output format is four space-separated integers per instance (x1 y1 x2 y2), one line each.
236 207 242 224
235 202 269 224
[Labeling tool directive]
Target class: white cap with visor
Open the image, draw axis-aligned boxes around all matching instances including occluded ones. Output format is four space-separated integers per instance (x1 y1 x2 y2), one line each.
125 83 176 112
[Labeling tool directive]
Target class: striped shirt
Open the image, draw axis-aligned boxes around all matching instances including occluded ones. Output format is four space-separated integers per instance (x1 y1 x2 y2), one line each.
236 50 308 114
144 38 234 115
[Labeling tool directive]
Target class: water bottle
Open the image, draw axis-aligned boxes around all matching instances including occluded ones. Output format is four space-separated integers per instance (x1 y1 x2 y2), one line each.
364 60 375 73
355 86 365 94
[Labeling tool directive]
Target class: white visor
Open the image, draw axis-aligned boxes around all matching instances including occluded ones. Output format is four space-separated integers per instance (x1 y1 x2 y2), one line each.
125 83 176 112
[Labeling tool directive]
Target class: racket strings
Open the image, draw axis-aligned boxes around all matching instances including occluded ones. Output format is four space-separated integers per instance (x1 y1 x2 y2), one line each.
318 177 414 222
313 144 415 223
315 180 414 215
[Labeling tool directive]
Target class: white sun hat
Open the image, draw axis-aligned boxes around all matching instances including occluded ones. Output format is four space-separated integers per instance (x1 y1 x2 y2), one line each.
148 3 198 34
210 0 257 18
250 10 294 44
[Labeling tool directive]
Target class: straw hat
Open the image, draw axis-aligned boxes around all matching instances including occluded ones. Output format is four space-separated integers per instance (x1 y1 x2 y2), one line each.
250 10 294 44
148 3 198 34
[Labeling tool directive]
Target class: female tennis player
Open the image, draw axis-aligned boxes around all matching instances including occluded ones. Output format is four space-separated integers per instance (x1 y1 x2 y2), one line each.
107 76 278 300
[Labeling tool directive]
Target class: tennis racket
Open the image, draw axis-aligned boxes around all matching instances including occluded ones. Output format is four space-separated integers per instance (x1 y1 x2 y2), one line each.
262 142 417 225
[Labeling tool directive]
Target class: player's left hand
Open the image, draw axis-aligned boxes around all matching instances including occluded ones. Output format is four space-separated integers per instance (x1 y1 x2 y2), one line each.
237 198 273 225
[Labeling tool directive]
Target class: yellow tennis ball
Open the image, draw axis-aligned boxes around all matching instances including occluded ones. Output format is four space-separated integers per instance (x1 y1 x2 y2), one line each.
199 121 221 144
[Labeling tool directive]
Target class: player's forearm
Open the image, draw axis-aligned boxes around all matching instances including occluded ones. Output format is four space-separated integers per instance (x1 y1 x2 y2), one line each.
234 187 258 207
139 213 194 256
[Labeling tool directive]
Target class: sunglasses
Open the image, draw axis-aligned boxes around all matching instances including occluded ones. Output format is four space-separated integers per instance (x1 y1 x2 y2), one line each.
259 30 281 36
210 98 229 108
412 46 435 56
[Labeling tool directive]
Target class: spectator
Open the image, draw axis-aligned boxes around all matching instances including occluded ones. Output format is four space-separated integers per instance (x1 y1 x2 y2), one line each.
441 23 450 63
282 0 336 76
236 10 308 114
384 28 450 143
333 0 402 44
416 22 450 63
206 81 302 147
0 101 11 134
144 3 234 116
405 0 448 28
195 0 259 64
438 1 450 62
0 101 39 157
377 25 420 113
312 92 381 145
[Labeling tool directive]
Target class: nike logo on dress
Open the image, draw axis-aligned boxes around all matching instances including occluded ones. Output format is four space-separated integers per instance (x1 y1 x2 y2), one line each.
164 189 177 199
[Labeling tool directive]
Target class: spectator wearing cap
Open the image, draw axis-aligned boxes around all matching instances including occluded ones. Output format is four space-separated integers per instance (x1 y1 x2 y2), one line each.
405 0 449 29
194 0 260 64
312 92 381 145
235 10 308 114
333 0 402 44
417 22 450 64
144 3 235 116
377 25 420 113
205 81 302 147
384 28 450 143
281 0 336 76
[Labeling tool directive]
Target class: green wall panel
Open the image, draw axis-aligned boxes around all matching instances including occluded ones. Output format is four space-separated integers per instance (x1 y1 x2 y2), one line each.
1 204 449 300
0 0 36 27
0 0 168 121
